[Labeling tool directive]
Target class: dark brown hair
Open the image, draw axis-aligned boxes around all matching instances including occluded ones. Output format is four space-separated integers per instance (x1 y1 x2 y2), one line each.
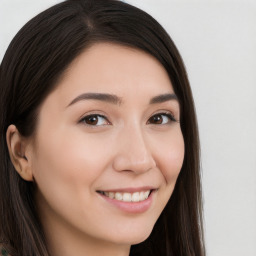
0 0 205 255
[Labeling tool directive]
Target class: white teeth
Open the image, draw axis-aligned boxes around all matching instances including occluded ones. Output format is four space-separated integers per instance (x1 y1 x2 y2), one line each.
132 192 140 202
145 190 150 198
123 193 132 202
115 192 123 201
102 190 151 202
108 192 115 199
140 191 145 201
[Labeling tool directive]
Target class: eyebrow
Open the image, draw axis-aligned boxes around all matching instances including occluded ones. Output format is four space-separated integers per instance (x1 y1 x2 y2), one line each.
149 93 178 104
67 92 178 107
67 93 122 107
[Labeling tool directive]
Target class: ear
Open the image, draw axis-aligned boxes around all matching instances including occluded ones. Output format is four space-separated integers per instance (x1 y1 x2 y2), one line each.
6 124 34 181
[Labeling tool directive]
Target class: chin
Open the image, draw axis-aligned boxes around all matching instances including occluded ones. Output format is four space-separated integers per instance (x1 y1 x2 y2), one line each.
107 224 154 246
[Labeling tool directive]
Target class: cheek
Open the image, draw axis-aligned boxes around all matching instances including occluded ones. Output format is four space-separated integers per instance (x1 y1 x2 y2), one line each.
154 130 184 183
30 128 114 227
31 128 111 195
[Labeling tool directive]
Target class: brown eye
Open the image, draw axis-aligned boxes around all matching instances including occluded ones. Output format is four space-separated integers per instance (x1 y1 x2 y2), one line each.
147 113 176 125
80 114 109 126
149 115 163 124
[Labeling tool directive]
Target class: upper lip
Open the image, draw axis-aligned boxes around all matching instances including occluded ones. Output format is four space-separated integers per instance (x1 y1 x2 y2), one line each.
97 186 157 193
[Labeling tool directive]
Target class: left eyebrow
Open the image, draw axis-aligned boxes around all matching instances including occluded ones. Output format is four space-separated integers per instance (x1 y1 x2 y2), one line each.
67 92 122 107
149 93 178 104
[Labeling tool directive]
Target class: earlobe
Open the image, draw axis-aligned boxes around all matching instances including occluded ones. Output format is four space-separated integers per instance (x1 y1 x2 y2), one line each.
6 124 34 181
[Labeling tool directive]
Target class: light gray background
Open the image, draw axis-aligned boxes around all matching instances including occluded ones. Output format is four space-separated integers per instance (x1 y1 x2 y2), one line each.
0 0 255 255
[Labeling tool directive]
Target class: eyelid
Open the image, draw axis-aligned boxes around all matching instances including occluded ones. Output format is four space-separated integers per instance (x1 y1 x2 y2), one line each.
78 113 111 126
163 111 179 122
77 110 109 122
147 111 179 124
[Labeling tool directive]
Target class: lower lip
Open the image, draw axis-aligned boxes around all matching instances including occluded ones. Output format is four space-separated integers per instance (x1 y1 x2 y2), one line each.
99 191 155 214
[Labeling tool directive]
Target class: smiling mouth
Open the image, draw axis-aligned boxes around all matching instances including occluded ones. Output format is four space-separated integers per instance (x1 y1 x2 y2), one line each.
97 190 153 202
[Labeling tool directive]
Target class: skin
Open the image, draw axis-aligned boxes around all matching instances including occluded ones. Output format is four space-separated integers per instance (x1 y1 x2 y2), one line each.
7 43 184 256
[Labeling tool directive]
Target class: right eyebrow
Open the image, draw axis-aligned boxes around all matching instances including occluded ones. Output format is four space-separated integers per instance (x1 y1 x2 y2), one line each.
66 92 122 107
149 93 178 104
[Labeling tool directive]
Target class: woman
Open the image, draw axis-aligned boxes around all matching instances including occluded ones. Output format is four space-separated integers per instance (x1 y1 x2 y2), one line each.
0 0 205 255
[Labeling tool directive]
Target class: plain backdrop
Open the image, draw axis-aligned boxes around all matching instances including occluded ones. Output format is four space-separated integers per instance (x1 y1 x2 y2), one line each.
0 1 255 255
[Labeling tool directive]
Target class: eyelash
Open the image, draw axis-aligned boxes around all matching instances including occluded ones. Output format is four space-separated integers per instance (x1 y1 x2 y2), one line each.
79 114 110 126
147 112 177 125
79 112 178 127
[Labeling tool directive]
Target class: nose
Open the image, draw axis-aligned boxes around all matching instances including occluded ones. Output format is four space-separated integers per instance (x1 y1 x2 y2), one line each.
112 125 156 174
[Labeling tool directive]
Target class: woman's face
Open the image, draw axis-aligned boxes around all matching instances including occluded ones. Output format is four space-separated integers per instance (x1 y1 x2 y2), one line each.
29 43 184 249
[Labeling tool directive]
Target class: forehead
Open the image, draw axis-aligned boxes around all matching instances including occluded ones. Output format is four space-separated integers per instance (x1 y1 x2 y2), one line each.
47 42 175 107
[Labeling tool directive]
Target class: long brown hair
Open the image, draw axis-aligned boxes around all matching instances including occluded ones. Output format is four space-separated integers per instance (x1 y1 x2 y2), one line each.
0 0 205 255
